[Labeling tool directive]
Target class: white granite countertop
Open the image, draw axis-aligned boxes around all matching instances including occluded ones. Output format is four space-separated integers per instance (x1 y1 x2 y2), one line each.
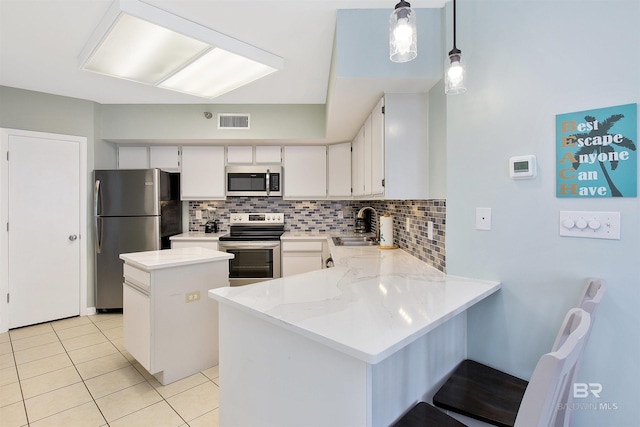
169 232 225 240
209 246 500 364
120 247 233 270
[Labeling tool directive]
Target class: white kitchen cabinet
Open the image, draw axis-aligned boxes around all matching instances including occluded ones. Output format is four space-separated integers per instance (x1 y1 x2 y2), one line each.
283 146 327 199
180 146 225 200
226 146 253 164
363 114 373 196
255 145 282 164
351 126 364 198
170 234 219 251
370 97 385 196
149 146 180 172
281 239 328 277
328 142 351 198
171 240 218 251
352 94 428 200
383 93 429 199
118 146 180 172
118 146 148 169
121 248 233 385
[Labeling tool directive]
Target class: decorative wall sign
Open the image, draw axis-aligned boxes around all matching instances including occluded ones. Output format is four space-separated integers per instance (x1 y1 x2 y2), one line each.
556 103 637 198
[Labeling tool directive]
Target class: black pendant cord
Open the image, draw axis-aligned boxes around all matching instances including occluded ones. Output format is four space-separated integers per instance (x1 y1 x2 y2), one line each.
449 0 461 57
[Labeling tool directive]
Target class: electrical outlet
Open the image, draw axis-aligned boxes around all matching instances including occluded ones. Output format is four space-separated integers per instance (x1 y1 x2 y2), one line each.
185 291 200 303
195 210 202 220
476 208 492 230
406 217 410 230
428 221 434 240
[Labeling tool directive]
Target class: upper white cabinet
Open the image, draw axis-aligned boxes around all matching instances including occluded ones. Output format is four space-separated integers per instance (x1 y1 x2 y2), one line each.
226 146 253 164
383 93 429 199
180 146 225 200
149 146 180 172
255 146 282 164
283 146 326 199
351 126 363 198
226 145 282 164
328 142 351 199
352 94 428 200
351 101 383 198
118 146 180 172
118 146 148 169
370 97 385 196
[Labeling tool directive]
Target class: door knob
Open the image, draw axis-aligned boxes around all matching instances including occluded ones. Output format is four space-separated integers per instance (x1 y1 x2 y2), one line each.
68 234 78 241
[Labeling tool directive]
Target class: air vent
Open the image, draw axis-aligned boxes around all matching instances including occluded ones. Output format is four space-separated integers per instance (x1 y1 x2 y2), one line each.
218 114 250 129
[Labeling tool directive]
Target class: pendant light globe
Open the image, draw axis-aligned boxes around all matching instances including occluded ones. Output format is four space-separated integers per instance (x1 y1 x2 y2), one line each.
390 1 417 63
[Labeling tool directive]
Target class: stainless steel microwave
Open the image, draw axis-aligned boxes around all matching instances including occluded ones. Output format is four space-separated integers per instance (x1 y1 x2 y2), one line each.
226 165 282 197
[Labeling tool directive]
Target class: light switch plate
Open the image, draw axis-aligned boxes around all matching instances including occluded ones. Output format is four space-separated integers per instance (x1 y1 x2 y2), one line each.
559 211 620 240
427 221 434 240
476 208 492 230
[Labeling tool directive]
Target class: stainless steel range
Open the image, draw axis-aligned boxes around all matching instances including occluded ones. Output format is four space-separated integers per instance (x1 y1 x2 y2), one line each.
218 212 284 286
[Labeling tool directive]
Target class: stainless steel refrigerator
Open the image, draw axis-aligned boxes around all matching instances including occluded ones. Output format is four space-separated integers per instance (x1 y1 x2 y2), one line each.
94 169 181 310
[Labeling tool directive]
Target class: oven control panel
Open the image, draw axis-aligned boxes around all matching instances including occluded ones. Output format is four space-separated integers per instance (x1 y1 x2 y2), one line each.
229 212 284 225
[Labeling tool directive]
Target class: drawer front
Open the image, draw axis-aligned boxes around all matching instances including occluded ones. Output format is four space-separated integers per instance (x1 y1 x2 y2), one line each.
282 241 323 252
171 240 218 251
123 264 151 293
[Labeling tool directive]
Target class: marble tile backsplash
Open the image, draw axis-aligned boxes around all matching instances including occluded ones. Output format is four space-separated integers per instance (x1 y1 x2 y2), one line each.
189 198 446 272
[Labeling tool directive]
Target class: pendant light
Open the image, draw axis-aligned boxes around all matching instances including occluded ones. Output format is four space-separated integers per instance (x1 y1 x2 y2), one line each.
445 0 466 94
390 1 417 63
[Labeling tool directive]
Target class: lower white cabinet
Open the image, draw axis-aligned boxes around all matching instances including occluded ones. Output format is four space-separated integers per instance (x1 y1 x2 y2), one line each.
121 249 231 385
281 239 329 277
171 240 218 251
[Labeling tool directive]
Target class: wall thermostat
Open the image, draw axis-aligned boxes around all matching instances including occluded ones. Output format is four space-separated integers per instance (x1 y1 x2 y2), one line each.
509 155 537 179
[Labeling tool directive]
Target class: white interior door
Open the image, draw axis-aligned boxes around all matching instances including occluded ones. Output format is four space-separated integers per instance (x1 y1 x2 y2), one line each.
7 133 81 328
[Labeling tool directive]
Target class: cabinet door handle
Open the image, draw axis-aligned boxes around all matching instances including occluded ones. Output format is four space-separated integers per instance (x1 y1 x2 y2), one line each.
69 234 78 241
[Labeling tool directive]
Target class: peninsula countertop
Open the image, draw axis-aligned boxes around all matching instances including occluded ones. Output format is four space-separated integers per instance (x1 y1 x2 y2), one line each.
209 246 500 364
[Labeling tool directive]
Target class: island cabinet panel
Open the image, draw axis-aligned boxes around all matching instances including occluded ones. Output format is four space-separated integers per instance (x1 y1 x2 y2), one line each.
217 303 465 427
218 304 369 427
122 249 231 385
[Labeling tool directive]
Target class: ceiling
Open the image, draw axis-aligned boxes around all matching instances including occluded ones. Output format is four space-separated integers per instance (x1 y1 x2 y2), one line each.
0 0 446 143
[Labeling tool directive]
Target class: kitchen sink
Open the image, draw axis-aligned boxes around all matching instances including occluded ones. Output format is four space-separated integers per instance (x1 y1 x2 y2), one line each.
331 236 378 246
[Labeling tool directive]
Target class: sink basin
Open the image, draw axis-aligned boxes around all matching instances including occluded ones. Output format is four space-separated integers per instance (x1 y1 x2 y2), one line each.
331 236 378 246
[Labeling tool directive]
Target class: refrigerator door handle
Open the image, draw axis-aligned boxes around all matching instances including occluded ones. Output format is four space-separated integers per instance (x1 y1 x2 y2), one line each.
94 179 103 253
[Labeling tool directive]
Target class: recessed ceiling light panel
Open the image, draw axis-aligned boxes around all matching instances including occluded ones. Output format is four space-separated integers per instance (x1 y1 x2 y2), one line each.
159 48 278 98
79 0 284 99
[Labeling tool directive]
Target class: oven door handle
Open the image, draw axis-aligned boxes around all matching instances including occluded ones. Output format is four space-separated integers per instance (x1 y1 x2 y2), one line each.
220 241 281 249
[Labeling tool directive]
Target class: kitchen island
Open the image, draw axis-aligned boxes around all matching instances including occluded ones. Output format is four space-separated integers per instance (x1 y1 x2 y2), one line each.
208 245 500 426
120 247 233 385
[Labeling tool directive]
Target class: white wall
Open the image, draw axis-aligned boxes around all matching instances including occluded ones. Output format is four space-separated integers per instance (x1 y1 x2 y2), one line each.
445 1 639 425
0 86 113 309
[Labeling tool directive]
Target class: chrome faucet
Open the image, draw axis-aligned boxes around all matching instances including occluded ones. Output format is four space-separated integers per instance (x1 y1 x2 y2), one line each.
357 206 378 241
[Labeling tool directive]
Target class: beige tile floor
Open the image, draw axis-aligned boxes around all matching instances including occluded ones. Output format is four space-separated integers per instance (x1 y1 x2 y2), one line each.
0 313 220 427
